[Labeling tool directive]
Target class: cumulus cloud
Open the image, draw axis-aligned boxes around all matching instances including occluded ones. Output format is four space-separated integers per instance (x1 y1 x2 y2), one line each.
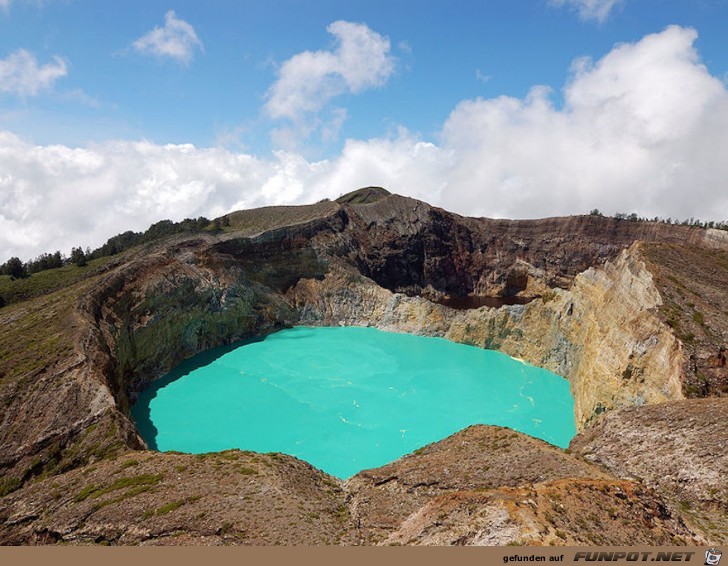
2 26 728 264
0 49 67 96
0 134 269 261
265 20 395 146
132 10 203 64
550 0 623 23
436 25 728 219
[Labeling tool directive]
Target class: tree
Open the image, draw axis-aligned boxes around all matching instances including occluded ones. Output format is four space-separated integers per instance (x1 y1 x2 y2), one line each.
26 250 64 274
0 295 5 308
4 257 28 279
70 246 87 267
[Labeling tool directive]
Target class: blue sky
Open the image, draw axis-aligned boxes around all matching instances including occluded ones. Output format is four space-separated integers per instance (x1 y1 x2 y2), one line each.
2 0 728 262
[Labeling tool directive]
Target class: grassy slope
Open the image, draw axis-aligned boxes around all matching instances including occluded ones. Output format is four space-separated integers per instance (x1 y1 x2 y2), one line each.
0 256 119 306
221 200 340 236
641 242 728 396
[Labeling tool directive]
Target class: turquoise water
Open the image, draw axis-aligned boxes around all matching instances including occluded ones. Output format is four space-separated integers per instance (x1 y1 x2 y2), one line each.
132 326 576 478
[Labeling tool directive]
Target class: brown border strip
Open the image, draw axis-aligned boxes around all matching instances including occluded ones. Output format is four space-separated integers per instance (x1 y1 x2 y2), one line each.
0 546 715 566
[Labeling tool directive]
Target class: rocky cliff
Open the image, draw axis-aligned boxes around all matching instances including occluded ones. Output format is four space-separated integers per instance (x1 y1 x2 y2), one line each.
1 187 726 545
290 241 688 427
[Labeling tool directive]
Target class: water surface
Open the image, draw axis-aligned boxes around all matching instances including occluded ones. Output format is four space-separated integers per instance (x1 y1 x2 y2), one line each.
133 326 575 478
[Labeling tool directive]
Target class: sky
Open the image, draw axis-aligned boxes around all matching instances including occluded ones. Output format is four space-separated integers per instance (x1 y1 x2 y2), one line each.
2 0 728 263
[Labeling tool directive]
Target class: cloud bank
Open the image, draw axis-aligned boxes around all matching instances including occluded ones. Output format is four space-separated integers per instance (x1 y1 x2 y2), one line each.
132 10 203 64
2 25 728 263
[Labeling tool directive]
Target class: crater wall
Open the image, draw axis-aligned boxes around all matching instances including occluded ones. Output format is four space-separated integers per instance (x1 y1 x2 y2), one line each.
290 244 685 428
1 192 725 495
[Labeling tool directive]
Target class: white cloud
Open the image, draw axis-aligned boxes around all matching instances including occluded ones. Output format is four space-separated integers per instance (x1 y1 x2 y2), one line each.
0 0 10 11
264 20 395 146
3 26 728 264
550 0 623 23
0 49 67 96
436 25 728 219
0 134 271 261
132 10 203 64
475 69 491 83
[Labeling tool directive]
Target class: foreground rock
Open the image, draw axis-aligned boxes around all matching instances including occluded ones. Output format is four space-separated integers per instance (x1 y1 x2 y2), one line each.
571 398 728 544
0 426 704 546
0 450 350 545
382 479 698 546
345 425 609 543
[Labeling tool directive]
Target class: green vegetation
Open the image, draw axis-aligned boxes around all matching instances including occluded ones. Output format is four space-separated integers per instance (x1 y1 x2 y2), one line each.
223 200 338 235
610 211 728 230
680 331 695 344
0 216 216 307
0 284 80 384
2 257 27 279
70 247 88 267
0 255 116 305
74 473 164 502
334 504 349 521
0 476 21 497
667 274 683 287
146 499 187 517
88 216 214 259
335 186 390 205
237 466 258 476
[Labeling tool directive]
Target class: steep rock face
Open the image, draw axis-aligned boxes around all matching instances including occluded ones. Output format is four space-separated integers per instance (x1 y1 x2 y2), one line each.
0 230 319 492
0 282 140 497
77 219 343 409
334 195 726 298
449 244 685 426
